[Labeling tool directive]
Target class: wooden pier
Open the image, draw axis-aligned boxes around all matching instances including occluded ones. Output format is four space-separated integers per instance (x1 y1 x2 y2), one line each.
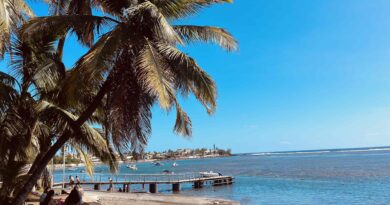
54 173 234 193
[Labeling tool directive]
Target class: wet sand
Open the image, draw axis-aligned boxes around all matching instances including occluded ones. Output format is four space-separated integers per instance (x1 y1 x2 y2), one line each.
83 191 239 205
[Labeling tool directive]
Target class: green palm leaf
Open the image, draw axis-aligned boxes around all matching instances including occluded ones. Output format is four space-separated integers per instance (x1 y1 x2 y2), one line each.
136 40 175 109
155 43 217 114
174 25 238 51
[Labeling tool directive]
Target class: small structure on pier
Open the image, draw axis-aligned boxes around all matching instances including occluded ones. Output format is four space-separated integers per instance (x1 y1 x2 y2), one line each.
54 172 234 193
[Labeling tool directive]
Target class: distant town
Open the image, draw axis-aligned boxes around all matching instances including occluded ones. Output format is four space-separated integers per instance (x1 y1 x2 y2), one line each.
53 147 232 165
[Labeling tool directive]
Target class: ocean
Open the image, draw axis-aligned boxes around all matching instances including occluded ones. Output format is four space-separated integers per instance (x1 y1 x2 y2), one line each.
54 147 390 204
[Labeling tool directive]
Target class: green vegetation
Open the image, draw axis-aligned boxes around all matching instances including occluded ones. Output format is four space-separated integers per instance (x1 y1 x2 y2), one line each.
0 1 236 205
52 155 81 165
144 148 232 160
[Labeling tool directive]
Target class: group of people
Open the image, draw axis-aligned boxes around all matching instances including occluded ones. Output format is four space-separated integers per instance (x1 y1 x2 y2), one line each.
39 185 84 205
69 175 81 187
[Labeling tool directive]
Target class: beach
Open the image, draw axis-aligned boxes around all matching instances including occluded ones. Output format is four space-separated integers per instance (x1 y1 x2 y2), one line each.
83 191 239 205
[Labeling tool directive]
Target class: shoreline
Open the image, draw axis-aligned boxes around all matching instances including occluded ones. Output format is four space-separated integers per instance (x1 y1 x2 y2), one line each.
83 191 239 205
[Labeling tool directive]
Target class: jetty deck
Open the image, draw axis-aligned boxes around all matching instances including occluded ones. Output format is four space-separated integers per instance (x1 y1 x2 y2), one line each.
54 173 234 193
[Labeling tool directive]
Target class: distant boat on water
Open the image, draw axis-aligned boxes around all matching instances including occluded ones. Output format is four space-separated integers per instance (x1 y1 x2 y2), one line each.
126 164 138 170
153 162 163 166
163 170 174 174
172 162 178 167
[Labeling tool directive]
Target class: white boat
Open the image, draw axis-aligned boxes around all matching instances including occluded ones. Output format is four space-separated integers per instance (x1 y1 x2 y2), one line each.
126 164 138 170
172 162 178 167
199 171 220 177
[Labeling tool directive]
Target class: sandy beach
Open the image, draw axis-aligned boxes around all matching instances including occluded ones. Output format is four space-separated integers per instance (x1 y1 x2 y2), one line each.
83 191 239 205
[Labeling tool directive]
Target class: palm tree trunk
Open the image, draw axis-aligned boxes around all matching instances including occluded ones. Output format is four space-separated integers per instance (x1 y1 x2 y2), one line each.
9 132 71 205
10 77 113 205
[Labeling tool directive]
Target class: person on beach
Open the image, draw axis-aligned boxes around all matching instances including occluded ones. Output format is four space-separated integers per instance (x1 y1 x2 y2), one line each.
40 187 51 205
41 190 56 205
75 176 80 185
69 175 75 188
64 187 82 205
108 177 113 191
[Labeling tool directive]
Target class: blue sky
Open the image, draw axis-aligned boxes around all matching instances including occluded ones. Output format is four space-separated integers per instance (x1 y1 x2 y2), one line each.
3 0 390 153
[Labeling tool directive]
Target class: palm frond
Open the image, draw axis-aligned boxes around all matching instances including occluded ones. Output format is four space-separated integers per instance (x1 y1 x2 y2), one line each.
0 0 34 58
68 0 92 15
71 126 118 173
174 25 237 51
21 15 115 47
106 50 153 155
71 143 94 176
174 102 192 136
151 0 233 19
61 24 128 108
13 0 34 17
0 71 17 88
0 83 18 114
91 0 130 16
136 40 175 109
155 43 217 114
124 1 183 45
36 100 118 173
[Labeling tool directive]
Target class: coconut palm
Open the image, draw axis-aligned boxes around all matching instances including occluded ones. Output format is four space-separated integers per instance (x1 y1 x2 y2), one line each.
11 1 237 204
0 32 117 204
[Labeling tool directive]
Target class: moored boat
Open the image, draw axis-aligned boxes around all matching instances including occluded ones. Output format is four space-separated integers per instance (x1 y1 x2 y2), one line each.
126 164 138 170
199 171 221 177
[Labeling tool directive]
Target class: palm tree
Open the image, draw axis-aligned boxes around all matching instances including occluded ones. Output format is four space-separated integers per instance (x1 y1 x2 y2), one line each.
0 0 34 58
11 1 237 204
0 32 117 204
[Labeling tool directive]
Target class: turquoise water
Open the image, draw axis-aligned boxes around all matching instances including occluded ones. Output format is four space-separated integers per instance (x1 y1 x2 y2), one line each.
55 148 390 204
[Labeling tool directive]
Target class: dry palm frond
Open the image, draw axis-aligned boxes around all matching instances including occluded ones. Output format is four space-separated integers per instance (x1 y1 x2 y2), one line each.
173 102 192 136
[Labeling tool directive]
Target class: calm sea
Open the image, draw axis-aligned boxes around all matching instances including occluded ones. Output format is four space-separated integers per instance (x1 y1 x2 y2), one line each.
54 147 390 204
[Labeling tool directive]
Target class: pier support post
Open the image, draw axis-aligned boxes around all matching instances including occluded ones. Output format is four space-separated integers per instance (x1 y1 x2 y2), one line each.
126 184 130 192
149 184 158 193
94 184 100 191
172 183 180 192
194 181 203 189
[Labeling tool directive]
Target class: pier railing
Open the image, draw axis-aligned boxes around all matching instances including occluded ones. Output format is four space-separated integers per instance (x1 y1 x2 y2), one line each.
52 172 234 193
54 172 206 184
